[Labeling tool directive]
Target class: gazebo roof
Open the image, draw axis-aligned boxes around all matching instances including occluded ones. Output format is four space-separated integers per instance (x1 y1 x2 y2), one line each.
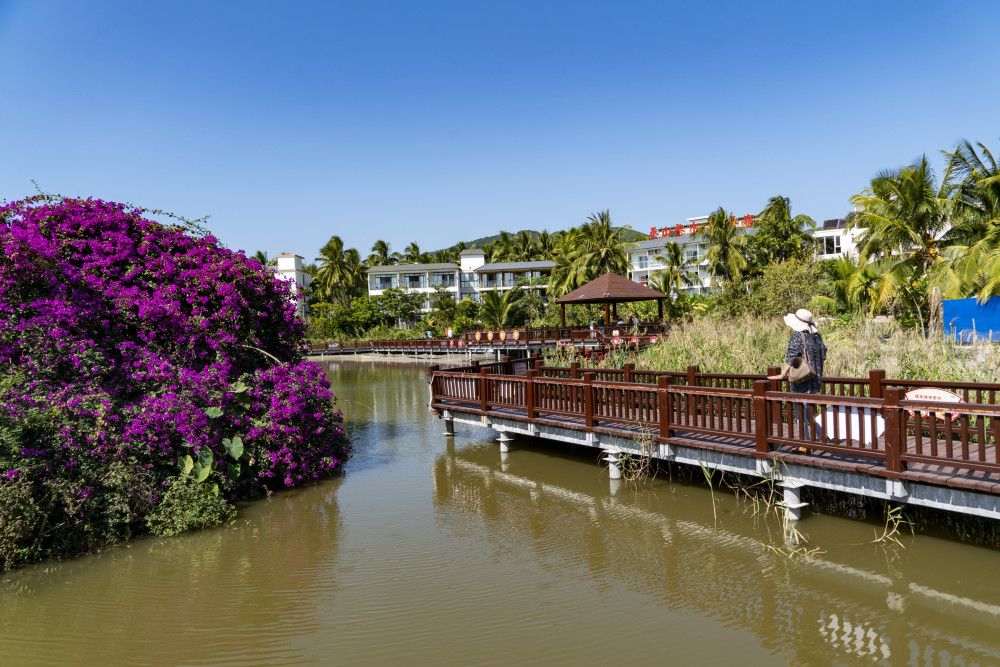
554 272 668 304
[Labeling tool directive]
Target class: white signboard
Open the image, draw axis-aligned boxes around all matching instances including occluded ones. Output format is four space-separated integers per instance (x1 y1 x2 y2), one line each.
815 407 885 446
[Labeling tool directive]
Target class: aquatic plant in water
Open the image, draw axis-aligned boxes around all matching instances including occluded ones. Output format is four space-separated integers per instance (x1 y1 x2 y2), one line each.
0 195 351 570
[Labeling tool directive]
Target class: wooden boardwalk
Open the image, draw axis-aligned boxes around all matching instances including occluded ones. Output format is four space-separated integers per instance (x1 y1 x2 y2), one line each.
429 357 1000 519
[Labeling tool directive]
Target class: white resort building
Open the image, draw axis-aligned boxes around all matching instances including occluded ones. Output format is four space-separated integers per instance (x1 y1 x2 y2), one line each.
366 247 555 312
627 215 861 293
273 253 312 320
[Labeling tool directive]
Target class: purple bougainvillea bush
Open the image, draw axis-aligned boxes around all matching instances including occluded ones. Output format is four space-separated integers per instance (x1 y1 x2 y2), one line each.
0 195 350 570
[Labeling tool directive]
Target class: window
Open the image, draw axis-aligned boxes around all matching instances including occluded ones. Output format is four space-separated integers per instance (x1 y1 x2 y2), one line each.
372 275 395 290
685 247 699 262
460 272 475 288
404 274 425 289
637 255 649 269
481 274 499 289
431 272 455 287
822 236 841 256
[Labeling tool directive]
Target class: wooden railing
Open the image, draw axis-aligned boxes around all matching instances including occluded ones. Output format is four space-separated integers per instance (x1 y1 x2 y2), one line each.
429 359 1000 480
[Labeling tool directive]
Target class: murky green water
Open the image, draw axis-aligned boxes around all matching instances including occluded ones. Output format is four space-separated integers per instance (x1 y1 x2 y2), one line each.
2 359 1000 665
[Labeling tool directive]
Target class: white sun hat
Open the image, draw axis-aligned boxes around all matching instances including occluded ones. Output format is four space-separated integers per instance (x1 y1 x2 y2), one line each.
783 308 818 334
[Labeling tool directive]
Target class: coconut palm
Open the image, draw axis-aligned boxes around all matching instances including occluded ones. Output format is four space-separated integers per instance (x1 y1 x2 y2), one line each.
696 207 749 284
480 243 497 263
536 230 558 261
479 288 524 328
573 210 636 279
939 140 1000 300
494 231 515 262
402 242 422 263
811 254 864 314
652 241 700 296
754 195 816 264
511 230 536 262
314 235 351 305
368 239 395 266
848 156 955 312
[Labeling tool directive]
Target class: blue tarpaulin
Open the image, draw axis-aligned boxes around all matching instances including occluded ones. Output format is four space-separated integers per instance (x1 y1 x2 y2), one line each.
943 297 1000 341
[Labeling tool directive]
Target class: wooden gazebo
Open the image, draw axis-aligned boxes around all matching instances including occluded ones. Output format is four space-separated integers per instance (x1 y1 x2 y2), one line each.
554 272 670 327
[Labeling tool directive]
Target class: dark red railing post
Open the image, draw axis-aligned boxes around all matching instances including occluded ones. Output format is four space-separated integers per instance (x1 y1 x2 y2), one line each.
479 367 489 414
470 359 479 369
869 369 886 399
658 375 672 441
686 365 699 419
623 363 634 383
883 388 905 477
530 353 541 369
570 362 580 379
525 370 536 420
767 366 781 428
583 372 596 428
753 380 771 455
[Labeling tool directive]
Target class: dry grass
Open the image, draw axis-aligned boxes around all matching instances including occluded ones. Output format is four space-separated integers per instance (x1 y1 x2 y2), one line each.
635 316 1000 382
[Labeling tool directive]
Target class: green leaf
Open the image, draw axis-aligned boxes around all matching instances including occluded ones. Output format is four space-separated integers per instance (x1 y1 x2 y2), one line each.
182 440 195 448
204 407 223 418
230 381 248 394
211 483 220 497
197 447 214 469
226 462 241 480
179 454 194 476
225 436 243 460
193 463 211 483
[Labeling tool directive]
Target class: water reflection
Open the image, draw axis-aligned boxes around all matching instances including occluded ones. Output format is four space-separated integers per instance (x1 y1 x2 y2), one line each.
2 359 999 666
432 441 1000 665
0 482 343 666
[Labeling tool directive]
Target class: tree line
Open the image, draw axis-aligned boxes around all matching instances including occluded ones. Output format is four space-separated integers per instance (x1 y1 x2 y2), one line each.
287 137 998 339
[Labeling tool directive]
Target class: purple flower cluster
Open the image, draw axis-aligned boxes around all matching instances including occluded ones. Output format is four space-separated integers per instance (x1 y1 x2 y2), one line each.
0 195 350 567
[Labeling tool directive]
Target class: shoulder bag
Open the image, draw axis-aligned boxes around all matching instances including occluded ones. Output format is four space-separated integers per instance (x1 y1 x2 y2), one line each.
787 332 817 386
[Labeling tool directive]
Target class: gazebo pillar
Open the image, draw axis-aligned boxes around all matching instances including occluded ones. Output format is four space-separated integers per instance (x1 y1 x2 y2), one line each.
604 301 610 326
560 303 566 327
658 299 664 324
613 303 618 321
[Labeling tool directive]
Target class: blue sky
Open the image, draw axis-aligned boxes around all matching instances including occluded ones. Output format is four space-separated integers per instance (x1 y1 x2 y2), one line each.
2 0 998 261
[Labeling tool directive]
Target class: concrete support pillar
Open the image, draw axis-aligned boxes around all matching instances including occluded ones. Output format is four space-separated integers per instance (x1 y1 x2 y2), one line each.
443 418 455 437
780 481 809 521
498 431 513 453
604 450 621 480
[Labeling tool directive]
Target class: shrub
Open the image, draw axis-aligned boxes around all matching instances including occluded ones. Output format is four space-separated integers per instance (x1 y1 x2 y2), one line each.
0 195 351 571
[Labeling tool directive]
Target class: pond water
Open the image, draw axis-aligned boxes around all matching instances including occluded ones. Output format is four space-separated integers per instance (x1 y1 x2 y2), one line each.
2 359 1000 665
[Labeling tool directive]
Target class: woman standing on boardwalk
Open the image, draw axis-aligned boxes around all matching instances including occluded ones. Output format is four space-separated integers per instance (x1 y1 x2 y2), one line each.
768 309 827 442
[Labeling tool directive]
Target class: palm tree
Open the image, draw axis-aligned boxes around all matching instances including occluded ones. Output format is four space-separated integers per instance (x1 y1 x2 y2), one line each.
652 241 700 296
811 254 863 314
696 207 749 284
574 210 636 278
848 156 955 312
479 288 524 328
341 247 367 305
940 140 1000 300
368 240 395 266
252 250 269 266
754 196 816 264
536 230 558 261
480 243 497 263
314 235 350 305
511 230 536 262
402 242 422 263
432 249 453 263
494 231 515 262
